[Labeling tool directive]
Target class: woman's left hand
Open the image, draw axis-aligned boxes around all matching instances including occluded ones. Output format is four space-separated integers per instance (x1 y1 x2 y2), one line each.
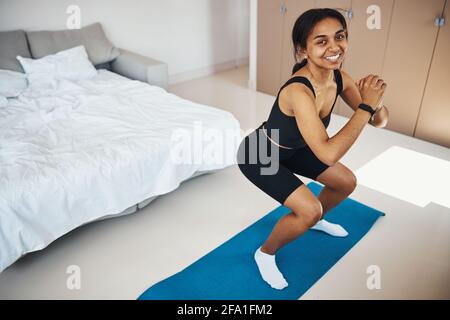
356 76 389 127
356 77 385 111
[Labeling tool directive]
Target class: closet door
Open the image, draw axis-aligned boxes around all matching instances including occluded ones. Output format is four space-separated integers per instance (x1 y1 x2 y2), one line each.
380 0 446 136
414 1 450 147
335 0 394 117
257 0 285 95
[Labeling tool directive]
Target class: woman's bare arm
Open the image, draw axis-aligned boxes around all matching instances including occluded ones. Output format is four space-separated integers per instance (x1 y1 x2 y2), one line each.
340 69 388 127
288 84 372 166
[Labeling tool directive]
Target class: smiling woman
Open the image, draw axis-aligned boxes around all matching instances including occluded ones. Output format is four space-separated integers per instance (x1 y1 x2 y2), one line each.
237 8 387 291
291 10 348 75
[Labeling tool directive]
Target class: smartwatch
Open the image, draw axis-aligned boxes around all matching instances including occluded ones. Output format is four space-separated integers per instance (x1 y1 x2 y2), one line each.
358 103 377 116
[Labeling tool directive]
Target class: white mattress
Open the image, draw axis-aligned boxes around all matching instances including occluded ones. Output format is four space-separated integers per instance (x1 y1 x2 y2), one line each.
0 70 241 272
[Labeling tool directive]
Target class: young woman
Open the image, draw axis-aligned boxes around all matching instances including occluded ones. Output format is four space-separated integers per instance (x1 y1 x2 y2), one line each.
237 8 388 290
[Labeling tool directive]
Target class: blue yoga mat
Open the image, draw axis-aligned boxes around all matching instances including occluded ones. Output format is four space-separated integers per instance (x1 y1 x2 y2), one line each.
138 182 384 300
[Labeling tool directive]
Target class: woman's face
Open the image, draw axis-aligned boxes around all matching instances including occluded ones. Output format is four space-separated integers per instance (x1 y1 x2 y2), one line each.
302 17 348 70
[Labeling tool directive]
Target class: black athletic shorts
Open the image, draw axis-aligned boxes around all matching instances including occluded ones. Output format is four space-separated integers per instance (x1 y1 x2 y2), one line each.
236 121 329 205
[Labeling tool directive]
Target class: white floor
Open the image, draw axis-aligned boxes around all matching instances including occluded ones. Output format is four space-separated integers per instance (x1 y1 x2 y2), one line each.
0 66 449 299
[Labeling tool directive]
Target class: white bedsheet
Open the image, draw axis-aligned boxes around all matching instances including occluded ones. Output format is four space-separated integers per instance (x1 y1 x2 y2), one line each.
0 70 241 272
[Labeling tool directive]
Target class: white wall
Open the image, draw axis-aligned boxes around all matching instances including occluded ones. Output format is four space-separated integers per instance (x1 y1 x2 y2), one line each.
248 0 257 90
0 0 250 84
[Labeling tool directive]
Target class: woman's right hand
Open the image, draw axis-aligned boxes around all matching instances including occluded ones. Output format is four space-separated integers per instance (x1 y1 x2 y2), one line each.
356 74 387 110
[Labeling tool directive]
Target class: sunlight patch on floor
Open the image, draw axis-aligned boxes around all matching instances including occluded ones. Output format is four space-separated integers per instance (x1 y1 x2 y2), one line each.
355 146 450 208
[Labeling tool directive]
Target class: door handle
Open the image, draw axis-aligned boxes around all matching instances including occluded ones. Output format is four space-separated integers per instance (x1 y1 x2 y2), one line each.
435 17 445 27
279 3 287 15
334 8 353 20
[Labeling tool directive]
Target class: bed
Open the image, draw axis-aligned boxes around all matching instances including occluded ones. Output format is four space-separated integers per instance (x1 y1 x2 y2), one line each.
0 65 241 272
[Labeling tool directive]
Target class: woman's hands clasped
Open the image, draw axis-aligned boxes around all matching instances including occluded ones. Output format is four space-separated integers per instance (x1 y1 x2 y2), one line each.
356 74 387 111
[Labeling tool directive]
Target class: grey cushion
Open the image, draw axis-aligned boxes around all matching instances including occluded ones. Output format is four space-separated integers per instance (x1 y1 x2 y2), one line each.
0 30 31 72
26 22 120 65
111 49 169 90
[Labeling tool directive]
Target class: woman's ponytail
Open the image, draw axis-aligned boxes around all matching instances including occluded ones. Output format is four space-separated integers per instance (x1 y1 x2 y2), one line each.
292 58 307 75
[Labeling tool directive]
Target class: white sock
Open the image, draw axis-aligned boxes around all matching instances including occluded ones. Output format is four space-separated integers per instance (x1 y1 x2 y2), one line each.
254 247 288 290
310 219 348 237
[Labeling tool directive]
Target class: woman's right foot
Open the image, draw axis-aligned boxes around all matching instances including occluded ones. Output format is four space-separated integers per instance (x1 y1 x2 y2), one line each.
254 247 288 290
310 219 348 237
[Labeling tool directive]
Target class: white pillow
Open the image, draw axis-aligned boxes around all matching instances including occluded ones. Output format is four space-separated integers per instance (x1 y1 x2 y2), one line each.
0 69 27 97
16 45 97 87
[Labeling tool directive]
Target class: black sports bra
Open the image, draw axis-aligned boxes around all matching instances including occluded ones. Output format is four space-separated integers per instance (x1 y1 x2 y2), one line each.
263 68 343 149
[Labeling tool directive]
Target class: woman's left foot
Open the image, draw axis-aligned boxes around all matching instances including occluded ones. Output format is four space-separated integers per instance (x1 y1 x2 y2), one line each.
310 219 348 237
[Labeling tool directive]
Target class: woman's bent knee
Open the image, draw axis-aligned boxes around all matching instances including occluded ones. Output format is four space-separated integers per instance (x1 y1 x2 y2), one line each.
284 185 322 223
287 199 322 226
301 204 322 226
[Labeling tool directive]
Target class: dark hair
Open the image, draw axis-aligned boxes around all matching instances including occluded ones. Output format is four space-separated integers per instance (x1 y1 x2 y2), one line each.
291 8 348 74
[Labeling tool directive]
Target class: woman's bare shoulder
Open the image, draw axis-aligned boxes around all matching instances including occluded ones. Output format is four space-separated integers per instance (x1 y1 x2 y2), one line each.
283 67 314 97
277 77 315 116
281 80 314 101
